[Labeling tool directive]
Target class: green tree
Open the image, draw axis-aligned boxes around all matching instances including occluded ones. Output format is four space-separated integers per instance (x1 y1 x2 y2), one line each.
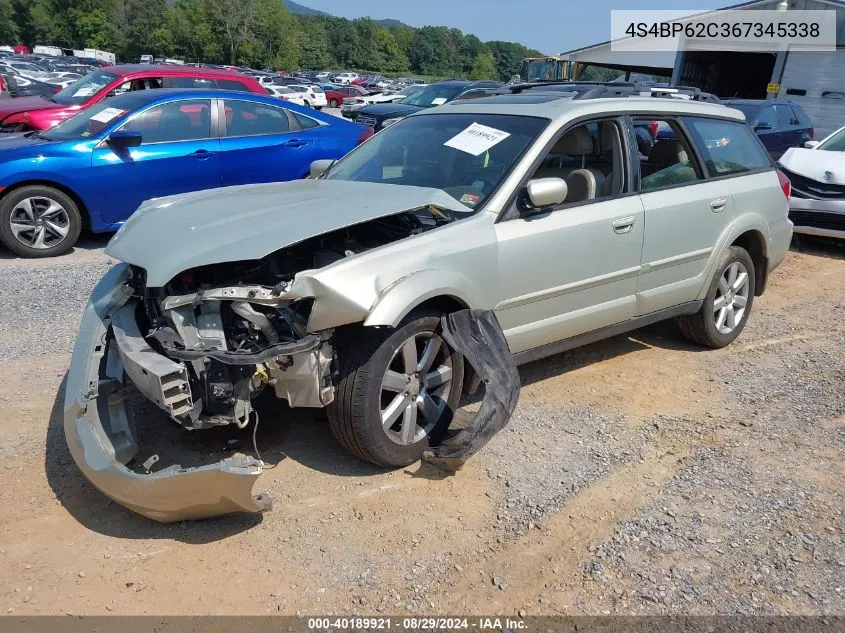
297 16 331 69
327 18 360 68
408 26 454 76
27 0 71 46
115 0 166 60
0 0 19 43
169 0 216 62
251 0 299 69
459 34 484 75
374 28 407 73
469 49 496 80
149 26 175 57
486 40 540 81
202 0 258 64
390 24 414 63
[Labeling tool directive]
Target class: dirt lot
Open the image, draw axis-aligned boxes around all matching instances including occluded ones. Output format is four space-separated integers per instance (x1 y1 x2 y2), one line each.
0 235 843 616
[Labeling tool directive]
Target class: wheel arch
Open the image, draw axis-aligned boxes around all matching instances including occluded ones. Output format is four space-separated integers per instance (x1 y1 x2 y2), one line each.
0 179 91 229
731 229 768 296
363 270 484 328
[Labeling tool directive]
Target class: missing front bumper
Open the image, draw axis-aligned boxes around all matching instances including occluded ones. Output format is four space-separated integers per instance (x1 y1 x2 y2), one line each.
63 265 272 523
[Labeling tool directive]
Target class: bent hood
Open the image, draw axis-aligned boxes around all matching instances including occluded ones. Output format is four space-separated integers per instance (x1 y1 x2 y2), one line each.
106 179 471 287
779 147 845 185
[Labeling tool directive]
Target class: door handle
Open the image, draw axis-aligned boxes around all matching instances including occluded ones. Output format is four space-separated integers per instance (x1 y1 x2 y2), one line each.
282 139 308 148
710 197 728 212
190 149 217 160
612 216 636 234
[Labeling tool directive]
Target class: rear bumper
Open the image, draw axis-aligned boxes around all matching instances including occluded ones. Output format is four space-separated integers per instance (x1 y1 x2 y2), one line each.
767 216 794 273
788 197 845 239
64 264 272 523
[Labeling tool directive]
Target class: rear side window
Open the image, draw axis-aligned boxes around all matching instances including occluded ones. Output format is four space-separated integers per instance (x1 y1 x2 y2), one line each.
164 76 214 89
216 79 250 92
224 100 291 136
290 111 320 130
632 118 702 191
683 117 771 177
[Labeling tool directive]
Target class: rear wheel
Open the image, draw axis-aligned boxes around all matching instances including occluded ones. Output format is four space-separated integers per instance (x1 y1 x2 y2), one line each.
328 313 464 467
0 185 81 258
329 98 339 108
678 245 755 348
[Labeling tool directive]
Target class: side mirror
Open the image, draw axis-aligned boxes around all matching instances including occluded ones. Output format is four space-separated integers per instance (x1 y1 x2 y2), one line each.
522 177 567 212
107 129 142 148
754 122 772 131
309 159 335 179
803 140 820 149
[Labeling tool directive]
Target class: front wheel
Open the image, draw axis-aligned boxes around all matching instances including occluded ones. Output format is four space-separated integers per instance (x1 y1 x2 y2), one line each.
328 313 464 467
0 185 81 258
678 245 755 348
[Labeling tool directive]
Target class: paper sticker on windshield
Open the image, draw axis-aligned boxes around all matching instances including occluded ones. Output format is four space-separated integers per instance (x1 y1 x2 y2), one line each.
73 87 96 97
459 193 480 206
90 107 126 123
382 166 403 179
431 97 448 105
444 122 510 156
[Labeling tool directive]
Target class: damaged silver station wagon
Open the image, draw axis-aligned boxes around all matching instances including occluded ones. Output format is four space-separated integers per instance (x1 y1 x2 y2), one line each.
65 92 794 522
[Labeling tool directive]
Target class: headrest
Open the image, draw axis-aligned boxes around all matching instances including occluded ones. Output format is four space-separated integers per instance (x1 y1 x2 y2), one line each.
553 126 594 156
648 140 688 167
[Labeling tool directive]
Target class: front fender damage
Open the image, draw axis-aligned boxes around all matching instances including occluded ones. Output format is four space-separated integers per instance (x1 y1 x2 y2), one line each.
64 264 272 523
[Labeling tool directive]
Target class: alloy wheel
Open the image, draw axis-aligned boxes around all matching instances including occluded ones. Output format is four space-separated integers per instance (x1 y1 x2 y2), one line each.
9 196 71 250
713 261 750 334
379 332 454 446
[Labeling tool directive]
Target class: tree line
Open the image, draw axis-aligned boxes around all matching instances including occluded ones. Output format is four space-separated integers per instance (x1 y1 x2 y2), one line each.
0 0 544 80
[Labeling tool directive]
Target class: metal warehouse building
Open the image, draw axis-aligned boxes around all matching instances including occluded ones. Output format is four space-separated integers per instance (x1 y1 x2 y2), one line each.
562 0 845 136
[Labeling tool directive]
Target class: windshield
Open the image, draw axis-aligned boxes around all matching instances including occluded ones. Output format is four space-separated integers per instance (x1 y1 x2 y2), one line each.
400 84 467 108
729 104 761 123
53 69 117 105
522 60 560 81
325 113 548 211
819 128 845 151
40 98 133 141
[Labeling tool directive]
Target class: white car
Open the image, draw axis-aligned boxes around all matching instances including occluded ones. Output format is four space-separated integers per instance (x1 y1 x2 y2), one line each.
1 60 51 81
332 72 359 85
286 84 327 109
265 85 307 107
340 85 427 117
43 71 82 89
778 125 845 239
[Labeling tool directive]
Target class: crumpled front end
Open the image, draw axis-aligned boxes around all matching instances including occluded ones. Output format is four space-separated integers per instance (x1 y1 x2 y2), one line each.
64 264 273 522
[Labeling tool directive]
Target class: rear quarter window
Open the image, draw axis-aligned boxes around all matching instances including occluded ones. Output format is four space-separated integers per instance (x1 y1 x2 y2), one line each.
216 79 251 91
682 117 771 177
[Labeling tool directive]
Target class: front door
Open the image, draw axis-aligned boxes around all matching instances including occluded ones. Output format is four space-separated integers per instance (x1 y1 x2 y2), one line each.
494 119 645 355
90 98 219 226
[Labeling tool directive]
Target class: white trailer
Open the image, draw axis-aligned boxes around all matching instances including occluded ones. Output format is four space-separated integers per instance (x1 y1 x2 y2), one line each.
33 45 64 57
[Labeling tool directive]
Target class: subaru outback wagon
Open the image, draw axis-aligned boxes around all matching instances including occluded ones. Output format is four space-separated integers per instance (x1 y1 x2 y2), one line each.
65 93 793 521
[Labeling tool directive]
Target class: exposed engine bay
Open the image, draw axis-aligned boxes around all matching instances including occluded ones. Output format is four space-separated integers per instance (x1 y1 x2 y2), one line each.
122 210 440 431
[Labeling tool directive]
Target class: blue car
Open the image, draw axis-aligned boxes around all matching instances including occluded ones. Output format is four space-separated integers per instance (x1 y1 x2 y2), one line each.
0 88 369 257
722 99 814 160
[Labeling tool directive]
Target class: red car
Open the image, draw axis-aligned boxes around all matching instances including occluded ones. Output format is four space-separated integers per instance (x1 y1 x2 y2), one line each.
324 84 368 108
0 65 265 133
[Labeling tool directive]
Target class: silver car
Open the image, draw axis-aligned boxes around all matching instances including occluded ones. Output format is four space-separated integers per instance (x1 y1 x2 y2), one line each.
65 95 793 521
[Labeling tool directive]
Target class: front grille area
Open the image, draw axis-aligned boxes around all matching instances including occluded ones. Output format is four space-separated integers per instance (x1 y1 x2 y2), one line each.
789 210 845 232
356 115 377 127
781 166 845 200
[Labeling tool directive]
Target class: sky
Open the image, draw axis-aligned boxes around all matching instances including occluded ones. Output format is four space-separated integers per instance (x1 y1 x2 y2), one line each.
300 0 731 54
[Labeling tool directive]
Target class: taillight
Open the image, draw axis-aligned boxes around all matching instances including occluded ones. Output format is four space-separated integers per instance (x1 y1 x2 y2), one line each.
309 93 315 98
358 126 374 144
649 121 659 138
356 98 365 104
777 169 791 199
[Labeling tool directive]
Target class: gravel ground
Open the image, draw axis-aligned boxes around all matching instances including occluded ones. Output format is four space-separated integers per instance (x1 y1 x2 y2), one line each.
0 236 842 616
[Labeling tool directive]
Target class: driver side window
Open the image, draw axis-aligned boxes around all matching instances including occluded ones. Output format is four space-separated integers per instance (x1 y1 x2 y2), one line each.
530 119 625 205
119 99 212 144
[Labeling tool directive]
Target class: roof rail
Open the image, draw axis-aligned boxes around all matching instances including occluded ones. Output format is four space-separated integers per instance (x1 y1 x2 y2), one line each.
506 80 721 103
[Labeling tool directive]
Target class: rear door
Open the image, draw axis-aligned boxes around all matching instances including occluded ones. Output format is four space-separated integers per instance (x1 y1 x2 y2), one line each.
217 97 324 185
632 115 735 316
89 98 219 226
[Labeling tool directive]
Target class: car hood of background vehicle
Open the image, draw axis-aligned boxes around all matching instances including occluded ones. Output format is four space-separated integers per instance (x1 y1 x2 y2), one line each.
356 102 422 119
779 147 845 185
105 179 472 287
0 95 59 117
0 131 52 152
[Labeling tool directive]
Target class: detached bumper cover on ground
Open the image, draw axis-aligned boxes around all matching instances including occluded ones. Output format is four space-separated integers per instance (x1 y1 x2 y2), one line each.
63 264 272 522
